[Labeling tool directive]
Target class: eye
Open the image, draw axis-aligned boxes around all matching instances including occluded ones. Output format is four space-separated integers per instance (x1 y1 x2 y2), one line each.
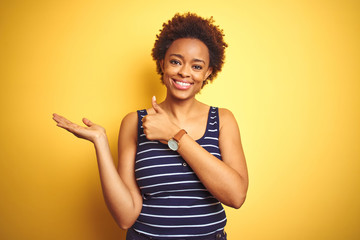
170 59 181 65
193 65 203 70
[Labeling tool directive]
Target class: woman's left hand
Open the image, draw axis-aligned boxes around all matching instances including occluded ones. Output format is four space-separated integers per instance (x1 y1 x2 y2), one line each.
142 96 179 143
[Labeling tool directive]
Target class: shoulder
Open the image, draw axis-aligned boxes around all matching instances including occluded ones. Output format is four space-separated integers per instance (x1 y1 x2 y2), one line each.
218 107 237 123
218 108 240 132
119 111 139 139
218 108 234 118
121 111 138 126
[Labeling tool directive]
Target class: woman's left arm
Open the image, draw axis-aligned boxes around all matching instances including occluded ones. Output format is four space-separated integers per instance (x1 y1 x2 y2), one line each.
177 108 248 209
143 99 248 209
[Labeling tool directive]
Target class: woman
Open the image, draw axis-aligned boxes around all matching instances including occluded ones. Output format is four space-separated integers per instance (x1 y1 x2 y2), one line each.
53 13 248 240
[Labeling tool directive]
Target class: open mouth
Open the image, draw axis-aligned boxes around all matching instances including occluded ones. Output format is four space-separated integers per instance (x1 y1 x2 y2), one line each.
172 79 193 90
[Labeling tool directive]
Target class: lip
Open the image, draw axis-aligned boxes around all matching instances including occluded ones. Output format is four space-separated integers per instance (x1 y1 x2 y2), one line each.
172 78 193 90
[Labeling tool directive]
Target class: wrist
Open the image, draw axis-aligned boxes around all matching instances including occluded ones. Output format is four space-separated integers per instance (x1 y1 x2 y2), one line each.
167 129 187 151
93 132 108 146
167 126 181 141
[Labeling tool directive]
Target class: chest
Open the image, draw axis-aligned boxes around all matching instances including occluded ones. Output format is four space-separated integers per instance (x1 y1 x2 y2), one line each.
172 112 209 141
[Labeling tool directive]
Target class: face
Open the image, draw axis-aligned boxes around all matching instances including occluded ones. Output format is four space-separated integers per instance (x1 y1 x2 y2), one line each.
161 38 213 100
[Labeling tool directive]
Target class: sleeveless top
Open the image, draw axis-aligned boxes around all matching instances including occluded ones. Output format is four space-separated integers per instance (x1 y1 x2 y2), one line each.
132 107 227 239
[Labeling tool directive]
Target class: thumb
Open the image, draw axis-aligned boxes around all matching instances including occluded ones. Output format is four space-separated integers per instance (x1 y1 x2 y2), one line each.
152 96 163 113
82 118 94 127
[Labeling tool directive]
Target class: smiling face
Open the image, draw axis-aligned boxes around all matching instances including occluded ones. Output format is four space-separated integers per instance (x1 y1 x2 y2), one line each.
161 38 213 101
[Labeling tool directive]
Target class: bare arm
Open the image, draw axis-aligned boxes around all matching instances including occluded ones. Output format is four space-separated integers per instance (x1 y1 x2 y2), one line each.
52 113 142 229
177 108 248 208
116 112 143 228
142 100 248 209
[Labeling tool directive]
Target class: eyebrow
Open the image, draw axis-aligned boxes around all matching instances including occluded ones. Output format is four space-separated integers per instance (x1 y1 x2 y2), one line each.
169 54 206 64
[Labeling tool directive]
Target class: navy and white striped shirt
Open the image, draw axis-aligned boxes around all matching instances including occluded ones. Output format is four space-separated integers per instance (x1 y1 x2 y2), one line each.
132 107 227 239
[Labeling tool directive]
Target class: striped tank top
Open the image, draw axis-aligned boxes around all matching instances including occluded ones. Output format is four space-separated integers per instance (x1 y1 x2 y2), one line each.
132 106 227 239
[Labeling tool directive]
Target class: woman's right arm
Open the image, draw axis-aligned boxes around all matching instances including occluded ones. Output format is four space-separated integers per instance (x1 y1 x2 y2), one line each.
114 112 143 228
53 112 142 229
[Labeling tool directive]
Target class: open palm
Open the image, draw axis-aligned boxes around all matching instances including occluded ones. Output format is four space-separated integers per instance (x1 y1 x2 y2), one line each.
52 113 106 143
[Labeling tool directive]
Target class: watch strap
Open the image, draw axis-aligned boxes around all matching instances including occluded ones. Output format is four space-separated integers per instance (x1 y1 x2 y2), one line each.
173 129 187 143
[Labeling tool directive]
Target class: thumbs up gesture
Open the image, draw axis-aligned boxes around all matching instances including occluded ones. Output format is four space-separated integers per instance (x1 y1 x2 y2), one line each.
142 96 179 143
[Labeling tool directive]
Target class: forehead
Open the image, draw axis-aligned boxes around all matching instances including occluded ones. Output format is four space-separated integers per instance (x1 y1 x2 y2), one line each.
166 38 210 62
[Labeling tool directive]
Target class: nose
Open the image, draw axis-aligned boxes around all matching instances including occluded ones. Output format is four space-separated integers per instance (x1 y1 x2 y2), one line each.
178 64 190 78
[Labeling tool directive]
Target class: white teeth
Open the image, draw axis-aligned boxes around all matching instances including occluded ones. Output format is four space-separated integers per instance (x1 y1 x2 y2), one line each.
175 80 191 86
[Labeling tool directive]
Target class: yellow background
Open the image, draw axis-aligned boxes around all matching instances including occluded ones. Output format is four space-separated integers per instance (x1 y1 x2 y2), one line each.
1 0 359 239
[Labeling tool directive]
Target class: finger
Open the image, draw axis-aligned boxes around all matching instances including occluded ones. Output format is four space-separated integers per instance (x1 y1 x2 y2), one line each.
82 118 93 127
143 129 150 140
58 119 78 130
151 96 163 113
52 113 63 123
53 113 72 125
53 114 79 131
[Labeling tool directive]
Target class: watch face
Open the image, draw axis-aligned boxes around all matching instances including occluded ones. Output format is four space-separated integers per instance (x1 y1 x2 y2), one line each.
168 139 178 151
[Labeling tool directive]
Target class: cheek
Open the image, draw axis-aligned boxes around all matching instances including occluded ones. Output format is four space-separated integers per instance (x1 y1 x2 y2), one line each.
194 72 207 82
162 66 175 85
163 65 178 76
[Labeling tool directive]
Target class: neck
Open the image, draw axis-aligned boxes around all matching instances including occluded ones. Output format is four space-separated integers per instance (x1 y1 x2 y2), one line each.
160 95 200 122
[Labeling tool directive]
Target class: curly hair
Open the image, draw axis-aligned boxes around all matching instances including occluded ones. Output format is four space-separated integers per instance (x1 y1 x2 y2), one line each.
152 13 228 88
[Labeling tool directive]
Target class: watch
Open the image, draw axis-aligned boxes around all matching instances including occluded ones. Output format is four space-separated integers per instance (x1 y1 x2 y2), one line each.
168 129 187 151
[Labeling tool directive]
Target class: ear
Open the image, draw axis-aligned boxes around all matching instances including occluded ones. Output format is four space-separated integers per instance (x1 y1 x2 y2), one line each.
160 59 164 73
204 67 213 80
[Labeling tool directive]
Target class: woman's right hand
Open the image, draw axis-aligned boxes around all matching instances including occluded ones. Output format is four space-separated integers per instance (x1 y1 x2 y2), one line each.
52 113 106 143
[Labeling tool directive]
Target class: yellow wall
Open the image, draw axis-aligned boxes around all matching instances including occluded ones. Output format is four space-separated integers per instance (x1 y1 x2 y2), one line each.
1 0 359 239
